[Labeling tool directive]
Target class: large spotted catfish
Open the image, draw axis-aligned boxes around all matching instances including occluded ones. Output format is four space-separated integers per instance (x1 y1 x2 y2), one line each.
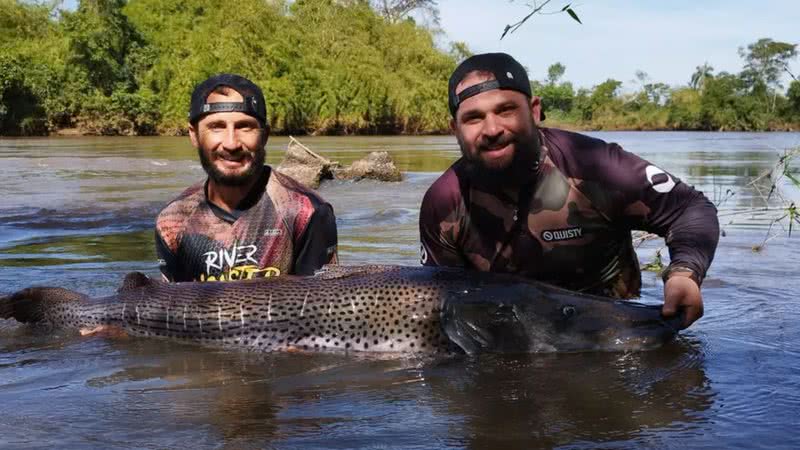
0 265 683 354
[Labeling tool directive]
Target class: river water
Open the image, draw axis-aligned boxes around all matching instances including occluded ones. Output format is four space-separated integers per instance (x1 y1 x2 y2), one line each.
1 131 799 449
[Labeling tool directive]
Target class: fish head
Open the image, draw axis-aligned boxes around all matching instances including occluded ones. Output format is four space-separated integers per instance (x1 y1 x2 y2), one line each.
441 282 683 354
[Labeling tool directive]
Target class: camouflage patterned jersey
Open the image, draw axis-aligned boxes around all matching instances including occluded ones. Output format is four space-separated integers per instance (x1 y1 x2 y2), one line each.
419 128 719 299
156 166 337 282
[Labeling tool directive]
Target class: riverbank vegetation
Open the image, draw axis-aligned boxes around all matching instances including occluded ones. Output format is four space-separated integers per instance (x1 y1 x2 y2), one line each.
1 0 798 136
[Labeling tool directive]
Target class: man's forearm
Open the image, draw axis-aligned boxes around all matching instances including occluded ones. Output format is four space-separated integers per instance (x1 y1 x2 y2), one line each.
664 193 720 283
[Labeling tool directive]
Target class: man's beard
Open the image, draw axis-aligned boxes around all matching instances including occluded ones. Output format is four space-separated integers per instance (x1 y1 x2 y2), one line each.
460 128 541 187
199 146 266 186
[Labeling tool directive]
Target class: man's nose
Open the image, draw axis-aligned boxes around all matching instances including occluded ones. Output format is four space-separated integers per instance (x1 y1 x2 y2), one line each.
481 114 504 140
221 125 241 151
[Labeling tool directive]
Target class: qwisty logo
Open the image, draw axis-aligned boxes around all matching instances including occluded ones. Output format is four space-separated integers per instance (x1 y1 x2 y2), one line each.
541 227 583 242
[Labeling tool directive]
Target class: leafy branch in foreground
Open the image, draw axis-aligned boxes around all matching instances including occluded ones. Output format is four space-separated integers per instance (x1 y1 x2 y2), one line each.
501 1 581 40
637 147 800 273
705 147 799 251
747 148 800 250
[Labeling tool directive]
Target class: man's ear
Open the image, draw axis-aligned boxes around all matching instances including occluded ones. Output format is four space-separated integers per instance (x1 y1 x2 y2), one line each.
188 123 199 148
530 96 543 126
449 118 457 133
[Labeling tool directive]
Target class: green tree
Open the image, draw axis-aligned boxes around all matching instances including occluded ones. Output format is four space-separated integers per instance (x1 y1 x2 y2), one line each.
592 79 622 103
690 63 714 90
738 38 798 114
0 0 52 43
739 38 798 91
785 80 800 120
449 41 472 63
667 87 702 129
62 0 147 94
700 72 768 130
0 0 63 135
546 62 566 85
369 0 440 26
0 56 46 135
533 63 574 117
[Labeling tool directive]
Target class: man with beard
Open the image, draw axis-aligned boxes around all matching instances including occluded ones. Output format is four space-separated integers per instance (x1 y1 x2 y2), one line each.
155 74 337 282
419 53 719 329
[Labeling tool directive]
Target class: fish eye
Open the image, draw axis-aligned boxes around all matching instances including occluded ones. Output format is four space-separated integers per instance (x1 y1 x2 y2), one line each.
562 305 576 318
490 304 514 321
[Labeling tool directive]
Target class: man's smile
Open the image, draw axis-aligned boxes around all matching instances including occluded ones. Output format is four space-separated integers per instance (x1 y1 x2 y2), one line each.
214 151 251 168
480 141 514 161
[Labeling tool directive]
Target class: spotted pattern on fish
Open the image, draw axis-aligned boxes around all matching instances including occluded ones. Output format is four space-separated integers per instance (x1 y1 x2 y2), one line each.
0 265 681 354
1 266 454 353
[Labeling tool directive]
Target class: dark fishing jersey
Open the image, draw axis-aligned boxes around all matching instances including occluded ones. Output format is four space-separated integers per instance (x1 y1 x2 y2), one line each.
419 128 719 299
156 166 337 282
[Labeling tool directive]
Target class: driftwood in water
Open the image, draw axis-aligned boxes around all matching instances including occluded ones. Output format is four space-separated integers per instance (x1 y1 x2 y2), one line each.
275 137 340 189
335 151 402 183
276 136 402 189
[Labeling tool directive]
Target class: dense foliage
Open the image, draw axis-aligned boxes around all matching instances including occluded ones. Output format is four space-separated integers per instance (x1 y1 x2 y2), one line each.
1 0 798 136
1 0 455 135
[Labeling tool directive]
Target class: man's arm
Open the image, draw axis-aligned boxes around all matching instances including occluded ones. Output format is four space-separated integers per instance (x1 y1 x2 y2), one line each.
155 229 179 282
602 143 719 328
292 203 338 275
419 180 467 267
552 131 718 328
653 192 718 328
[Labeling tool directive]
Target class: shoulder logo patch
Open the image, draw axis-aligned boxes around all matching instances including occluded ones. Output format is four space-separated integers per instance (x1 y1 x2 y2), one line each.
541 227 583 242
646 165 675 193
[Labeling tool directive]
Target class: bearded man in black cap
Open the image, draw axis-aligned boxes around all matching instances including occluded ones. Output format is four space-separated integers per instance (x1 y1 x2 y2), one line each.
155 74 337 282
419 53 719 329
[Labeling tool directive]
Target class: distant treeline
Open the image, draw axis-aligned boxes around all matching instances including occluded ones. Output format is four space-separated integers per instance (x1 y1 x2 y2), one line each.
1 0 798 136
536 39 800 132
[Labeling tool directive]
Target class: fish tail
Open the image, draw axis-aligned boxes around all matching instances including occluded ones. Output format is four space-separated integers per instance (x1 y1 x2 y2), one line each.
0 287 87 324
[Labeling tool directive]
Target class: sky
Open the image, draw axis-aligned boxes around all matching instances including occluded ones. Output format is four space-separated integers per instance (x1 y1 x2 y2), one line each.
437 0 800 90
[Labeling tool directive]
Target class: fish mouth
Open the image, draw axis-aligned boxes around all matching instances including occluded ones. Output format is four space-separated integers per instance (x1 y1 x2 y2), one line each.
595 303 684 351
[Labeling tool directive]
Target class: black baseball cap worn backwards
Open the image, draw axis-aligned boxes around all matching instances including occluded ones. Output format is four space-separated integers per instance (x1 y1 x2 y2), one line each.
448 52 534 117
188 74 267 126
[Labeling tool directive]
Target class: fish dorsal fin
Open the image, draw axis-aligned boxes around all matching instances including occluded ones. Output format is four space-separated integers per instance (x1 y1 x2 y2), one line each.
117 272 155 292
313 264 402 280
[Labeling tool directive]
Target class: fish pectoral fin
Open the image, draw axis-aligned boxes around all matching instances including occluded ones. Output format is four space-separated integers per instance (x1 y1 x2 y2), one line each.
117 272 158 293
79 325 129 338
284 345 311 354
